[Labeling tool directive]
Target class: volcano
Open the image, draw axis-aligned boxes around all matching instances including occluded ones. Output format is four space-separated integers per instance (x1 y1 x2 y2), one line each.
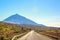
4 14 44 26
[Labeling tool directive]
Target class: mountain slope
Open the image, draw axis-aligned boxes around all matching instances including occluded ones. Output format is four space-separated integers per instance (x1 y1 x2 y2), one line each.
4 14 44 26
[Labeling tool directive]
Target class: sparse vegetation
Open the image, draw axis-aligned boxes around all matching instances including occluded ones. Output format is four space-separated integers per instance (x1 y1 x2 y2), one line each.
35 28 60 40
0 22 31 40
0 21 60 40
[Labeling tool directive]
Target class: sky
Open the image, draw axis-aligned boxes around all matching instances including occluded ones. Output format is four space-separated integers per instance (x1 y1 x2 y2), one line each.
0 0 60 27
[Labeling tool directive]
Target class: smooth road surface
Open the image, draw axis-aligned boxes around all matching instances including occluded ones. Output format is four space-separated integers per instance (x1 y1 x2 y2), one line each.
17 30 53 40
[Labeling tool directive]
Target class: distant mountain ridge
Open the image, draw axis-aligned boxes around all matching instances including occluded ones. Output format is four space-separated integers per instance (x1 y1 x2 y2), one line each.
4 14 44 26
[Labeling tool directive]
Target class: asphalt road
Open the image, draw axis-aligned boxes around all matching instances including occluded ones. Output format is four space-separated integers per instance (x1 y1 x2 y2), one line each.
17 30 53 40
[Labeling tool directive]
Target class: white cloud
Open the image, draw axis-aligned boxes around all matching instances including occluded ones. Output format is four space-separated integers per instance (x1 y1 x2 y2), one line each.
31 18 60 27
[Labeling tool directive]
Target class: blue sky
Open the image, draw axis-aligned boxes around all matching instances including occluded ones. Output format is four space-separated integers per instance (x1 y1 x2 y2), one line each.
0 0 60 27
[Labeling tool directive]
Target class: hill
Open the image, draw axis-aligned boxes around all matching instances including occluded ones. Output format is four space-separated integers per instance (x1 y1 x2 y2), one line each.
0 22 31 40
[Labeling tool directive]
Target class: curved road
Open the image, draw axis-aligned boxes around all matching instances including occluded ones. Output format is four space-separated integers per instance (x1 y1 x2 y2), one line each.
17 30 53 40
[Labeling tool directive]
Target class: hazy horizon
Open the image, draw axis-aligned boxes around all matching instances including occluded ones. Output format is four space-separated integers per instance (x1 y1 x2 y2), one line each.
0 0 60 27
